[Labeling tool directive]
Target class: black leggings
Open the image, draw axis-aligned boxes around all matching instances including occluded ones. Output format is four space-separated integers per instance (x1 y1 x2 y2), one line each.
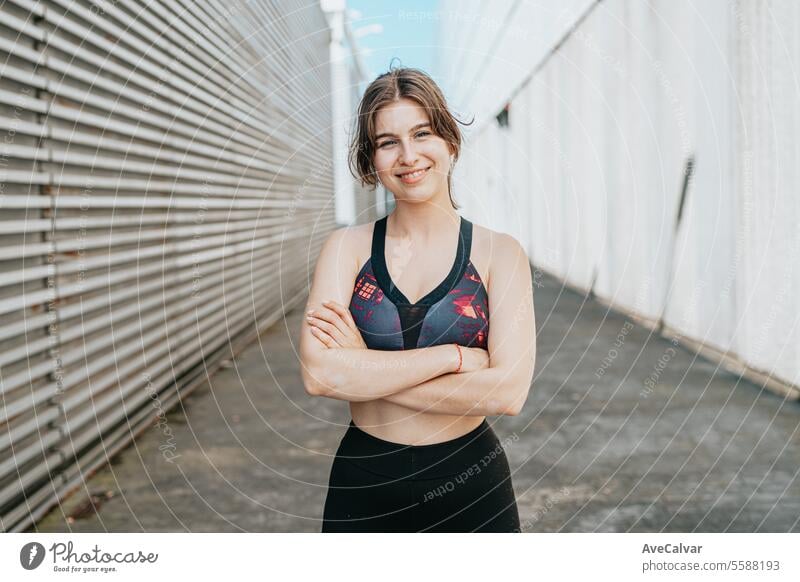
322 418 521 532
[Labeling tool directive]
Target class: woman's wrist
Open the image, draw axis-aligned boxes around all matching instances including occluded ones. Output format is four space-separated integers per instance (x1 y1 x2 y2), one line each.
453 343 462 373
441 343 459 374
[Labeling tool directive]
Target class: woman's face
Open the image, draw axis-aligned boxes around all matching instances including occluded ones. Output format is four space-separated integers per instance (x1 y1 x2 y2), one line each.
372 98 452 203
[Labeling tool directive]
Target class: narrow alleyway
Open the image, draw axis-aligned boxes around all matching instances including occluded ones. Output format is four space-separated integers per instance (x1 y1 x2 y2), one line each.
30 270 800 532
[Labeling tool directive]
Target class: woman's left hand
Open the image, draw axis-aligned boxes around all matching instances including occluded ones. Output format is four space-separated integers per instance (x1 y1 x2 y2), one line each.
306 300 367 349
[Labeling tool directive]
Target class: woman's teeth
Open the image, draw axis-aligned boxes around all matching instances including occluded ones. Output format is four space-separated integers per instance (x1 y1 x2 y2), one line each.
399 167 429 182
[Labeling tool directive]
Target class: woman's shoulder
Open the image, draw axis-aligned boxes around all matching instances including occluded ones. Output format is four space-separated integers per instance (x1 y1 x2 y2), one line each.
469 221 529 290
470 221 526 256
328 221 373 243
323 221 374 272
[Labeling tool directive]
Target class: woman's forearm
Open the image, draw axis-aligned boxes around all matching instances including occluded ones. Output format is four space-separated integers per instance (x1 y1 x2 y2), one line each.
380 367 524 417
306 344 459 402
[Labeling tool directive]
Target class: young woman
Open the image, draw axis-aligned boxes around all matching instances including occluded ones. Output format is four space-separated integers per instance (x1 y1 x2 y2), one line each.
299 66 536 532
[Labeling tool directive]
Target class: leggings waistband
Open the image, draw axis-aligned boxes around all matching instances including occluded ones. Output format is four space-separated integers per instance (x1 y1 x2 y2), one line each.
337 418 502 480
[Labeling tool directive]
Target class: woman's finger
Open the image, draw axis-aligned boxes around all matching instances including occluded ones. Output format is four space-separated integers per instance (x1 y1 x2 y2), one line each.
322 300 359 331
307 313 348 345
309 324 339 348
320 300 367 349
309 303 366 349
307 306 350 340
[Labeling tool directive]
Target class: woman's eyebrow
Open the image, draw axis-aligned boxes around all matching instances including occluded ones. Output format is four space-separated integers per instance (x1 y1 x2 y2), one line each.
375 122 431 140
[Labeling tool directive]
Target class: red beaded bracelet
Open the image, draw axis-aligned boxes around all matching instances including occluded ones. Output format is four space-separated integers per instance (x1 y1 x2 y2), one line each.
454 344 462 373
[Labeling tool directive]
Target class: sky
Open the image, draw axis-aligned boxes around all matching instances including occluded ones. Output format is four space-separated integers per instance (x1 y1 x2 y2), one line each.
345 0 440 80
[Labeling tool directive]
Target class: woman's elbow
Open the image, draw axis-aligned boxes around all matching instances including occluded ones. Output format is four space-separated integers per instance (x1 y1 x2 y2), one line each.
299 335 341 397
502 398 524 417
503 400 523 417
300 357 354 400
503 380 532 416
300 353 338 397
301 365 327 397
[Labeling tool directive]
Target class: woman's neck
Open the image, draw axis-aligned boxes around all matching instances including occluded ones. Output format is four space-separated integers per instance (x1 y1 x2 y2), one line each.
388 201 460 241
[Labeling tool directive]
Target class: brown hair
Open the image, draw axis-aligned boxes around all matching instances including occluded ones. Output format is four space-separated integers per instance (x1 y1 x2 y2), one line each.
348 65 474 209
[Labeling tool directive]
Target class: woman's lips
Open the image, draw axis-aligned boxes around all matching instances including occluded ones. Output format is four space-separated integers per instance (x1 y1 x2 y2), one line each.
397 166 431 185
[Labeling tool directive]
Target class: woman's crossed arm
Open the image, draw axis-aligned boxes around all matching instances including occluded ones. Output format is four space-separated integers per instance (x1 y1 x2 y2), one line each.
300 228 483 401
384 234 536 416
304 230 536 417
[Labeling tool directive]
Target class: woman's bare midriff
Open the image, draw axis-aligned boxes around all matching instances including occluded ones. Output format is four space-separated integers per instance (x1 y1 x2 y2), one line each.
350 400 485 445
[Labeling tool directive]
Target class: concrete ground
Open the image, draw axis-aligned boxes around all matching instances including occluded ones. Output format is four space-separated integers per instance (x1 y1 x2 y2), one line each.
30 270 800 532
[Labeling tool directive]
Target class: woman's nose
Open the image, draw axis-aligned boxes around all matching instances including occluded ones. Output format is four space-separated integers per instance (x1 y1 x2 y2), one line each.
399 139 418 163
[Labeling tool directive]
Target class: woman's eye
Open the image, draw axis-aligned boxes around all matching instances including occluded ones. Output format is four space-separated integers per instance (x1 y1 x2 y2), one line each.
377 132 429 148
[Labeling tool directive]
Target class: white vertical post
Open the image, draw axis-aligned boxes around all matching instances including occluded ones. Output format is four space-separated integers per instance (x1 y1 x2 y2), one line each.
322 0 356 226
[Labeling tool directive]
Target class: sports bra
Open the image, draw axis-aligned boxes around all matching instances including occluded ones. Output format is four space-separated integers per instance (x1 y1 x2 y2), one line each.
348 214 489 351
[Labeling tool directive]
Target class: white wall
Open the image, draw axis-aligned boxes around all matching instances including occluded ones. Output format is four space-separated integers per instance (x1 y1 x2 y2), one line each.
440 0 800 392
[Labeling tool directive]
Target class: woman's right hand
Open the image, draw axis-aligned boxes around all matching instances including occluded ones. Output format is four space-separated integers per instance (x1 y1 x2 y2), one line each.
455 346 490 373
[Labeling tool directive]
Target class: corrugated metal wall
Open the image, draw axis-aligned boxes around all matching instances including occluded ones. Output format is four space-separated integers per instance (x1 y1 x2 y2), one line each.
0 0 335 532
440 0 800 395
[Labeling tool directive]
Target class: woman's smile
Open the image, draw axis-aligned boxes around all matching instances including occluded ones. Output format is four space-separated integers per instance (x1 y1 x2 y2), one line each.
397 165 431 185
